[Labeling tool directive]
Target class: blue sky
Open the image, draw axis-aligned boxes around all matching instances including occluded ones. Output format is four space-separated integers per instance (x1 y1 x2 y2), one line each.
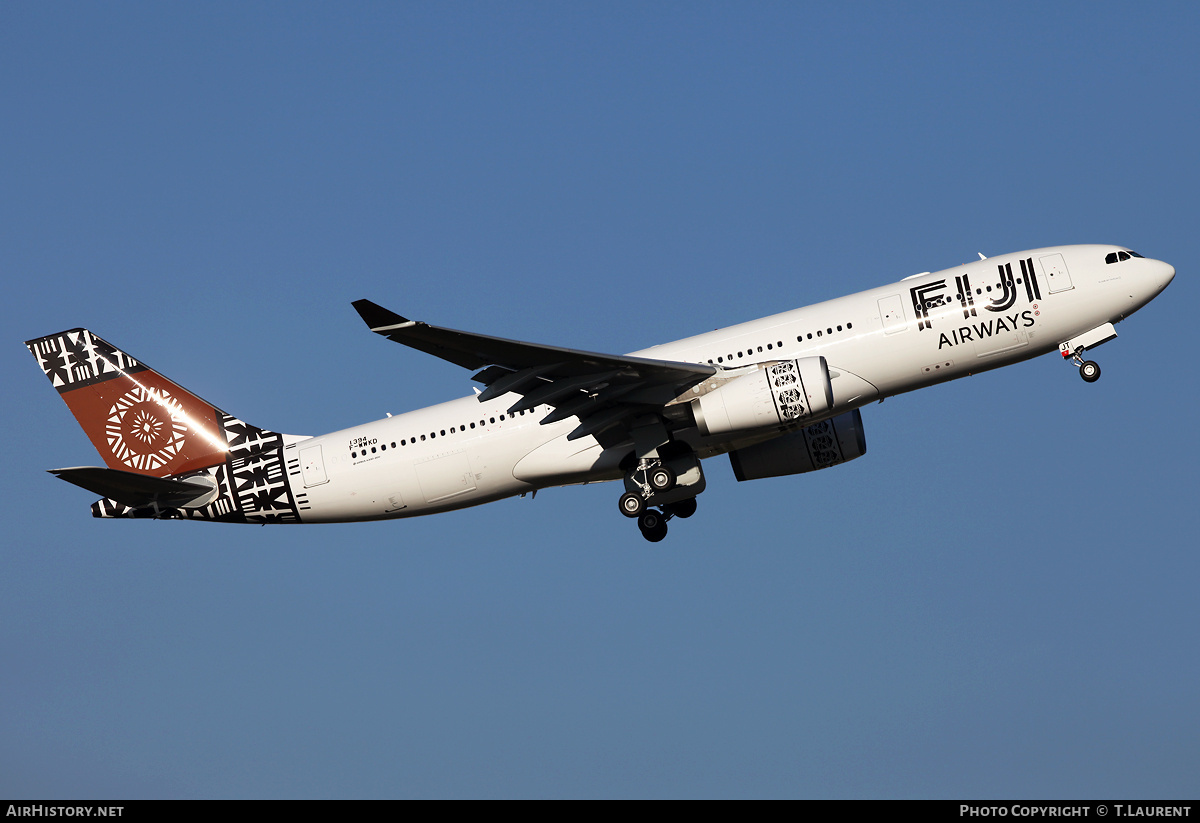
2 2 1198 798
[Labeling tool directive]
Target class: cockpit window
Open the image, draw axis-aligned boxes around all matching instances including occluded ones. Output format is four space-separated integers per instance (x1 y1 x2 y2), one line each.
1106 250 1144 264
1105 252 1118 264
1128 250 1144 258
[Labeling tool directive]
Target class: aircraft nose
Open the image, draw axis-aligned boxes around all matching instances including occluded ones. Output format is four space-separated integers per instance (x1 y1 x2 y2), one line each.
1152 259 1176 292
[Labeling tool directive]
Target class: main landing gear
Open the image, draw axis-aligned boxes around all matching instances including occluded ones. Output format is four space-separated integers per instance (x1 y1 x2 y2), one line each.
619 489 699 543
616 418 707 542
1064 345 1101 383
618 450 704 543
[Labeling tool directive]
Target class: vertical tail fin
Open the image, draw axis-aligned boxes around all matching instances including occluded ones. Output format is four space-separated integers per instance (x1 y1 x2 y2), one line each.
26 328 233 477
27 329 305 523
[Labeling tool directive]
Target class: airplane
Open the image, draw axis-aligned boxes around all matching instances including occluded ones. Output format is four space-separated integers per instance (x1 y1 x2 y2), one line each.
25 244 1175 542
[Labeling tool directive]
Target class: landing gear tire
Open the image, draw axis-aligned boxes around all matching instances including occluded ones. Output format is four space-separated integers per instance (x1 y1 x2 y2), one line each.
638 510 668 542
1079 360 1101 383
648 465 676 493
665 497 697 519
619 492 645 519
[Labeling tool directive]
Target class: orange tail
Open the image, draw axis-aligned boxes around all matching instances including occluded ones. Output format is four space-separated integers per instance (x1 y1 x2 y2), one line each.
27 329 304 523
26 328 232 477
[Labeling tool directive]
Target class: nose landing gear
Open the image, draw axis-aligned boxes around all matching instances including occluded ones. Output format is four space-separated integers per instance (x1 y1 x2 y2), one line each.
1058 324 1117 384
1063 344 1101 383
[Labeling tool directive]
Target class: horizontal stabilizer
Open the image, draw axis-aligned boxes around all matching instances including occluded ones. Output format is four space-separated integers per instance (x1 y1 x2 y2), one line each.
49 466 219 510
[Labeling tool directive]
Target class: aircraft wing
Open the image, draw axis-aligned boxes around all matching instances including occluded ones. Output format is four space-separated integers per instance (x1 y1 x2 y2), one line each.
353 299 716 440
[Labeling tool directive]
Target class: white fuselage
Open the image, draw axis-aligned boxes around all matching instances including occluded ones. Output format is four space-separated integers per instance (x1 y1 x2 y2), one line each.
284 245 1174 523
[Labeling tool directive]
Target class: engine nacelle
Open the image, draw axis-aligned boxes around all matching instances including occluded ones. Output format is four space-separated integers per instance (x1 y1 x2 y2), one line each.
729 408 867 481
690 357 833 437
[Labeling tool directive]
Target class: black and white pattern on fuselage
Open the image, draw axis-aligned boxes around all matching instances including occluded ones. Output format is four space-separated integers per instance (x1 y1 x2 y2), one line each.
909 258 1044 351
221 413 299 523
94 413 301 523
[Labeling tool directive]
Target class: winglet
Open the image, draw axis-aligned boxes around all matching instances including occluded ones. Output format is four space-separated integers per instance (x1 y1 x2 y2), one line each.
352 299 412 331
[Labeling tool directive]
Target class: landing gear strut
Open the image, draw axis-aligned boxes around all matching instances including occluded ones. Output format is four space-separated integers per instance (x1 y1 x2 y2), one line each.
617 418 706 542
622 454 702 542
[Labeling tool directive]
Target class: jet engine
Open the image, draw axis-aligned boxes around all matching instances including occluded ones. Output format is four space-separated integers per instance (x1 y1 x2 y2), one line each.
728 409 867 481
690 357 833 437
